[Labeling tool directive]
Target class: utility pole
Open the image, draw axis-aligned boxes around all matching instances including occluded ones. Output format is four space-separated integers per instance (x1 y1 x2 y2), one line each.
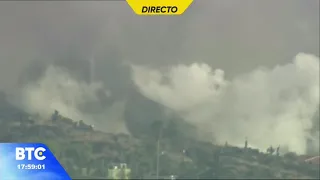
156 123 163 180
156 138 160 179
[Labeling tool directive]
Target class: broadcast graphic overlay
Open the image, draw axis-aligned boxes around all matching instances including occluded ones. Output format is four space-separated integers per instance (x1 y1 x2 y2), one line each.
126 0 193 15
0 143 71 180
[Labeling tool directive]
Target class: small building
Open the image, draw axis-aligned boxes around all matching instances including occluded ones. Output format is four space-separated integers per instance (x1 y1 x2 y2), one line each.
108 163 131 179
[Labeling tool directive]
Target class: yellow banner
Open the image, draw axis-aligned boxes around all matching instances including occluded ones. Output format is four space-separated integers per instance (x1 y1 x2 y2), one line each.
126 0 193 16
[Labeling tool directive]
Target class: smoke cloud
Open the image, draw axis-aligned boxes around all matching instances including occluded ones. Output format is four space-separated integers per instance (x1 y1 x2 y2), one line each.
0 1 318 155
9 66 128 134
132 53 319 154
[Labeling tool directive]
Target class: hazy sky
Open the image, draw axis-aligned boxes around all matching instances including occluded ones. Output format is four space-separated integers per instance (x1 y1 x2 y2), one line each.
0 0 318 92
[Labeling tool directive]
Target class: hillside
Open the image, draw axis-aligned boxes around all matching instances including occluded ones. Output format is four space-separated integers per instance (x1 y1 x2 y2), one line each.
0 93 319 179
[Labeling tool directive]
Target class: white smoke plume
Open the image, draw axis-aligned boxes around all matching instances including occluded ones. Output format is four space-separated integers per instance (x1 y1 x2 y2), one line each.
132 53 319 154
9 65 128 134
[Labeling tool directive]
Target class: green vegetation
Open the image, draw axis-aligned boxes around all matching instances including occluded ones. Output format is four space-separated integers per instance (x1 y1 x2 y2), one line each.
0 95 319 179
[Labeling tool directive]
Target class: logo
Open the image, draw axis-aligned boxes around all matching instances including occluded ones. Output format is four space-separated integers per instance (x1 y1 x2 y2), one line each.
0 143 71 180
126 0 193 16
15 147 46 161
